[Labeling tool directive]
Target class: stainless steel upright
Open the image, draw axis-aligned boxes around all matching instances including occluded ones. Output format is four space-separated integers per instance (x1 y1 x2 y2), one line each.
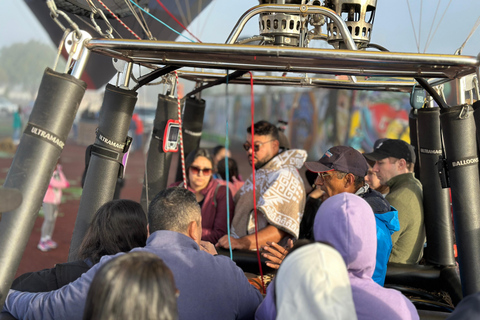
0 68 87 306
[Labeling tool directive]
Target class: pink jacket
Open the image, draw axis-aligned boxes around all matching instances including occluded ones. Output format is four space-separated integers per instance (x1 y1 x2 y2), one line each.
43 166 69 205
217 176 244 197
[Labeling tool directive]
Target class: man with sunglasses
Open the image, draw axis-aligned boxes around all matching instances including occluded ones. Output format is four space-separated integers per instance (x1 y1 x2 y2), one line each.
303 145 400 286
216 120 307 250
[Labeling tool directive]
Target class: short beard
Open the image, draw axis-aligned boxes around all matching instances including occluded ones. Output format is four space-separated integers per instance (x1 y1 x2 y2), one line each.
254 159 266 170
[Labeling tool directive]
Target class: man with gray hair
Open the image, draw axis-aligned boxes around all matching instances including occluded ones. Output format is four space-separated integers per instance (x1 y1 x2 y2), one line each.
3 187 263 319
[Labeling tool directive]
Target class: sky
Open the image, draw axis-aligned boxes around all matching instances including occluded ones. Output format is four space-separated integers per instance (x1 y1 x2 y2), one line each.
1 1 480 68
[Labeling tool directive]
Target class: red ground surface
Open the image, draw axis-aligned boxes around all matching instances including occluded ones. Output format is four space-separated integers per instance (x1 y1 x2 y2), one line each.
0 138 265 278
0 143 147 277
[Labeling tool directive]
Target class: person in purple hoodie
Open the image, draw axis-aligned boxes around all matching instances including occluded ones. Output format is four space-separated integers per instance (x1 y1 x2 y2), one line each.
314 193 419 320
256 193 419 320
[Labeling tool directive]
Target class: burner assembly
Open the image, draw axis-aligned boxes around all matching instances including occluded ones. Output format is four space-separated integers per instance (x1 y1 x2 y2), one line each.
257 0 376 48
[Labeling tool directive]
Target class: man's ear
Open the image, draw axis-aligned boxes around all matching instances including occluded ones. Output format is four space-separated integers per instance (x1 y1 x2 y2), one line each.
187 220 200 242
397 158 407 170
272 139 280 152
345 173 355 187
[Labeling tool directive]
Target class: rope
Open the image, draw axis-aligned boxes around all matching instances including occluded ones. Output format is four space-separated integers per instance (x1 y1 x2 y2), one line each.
175 71 187 188
249 71 265 293
424 0 452 53
418 0 423 52
456 15 480 55
225 71 233 260
405 0 420 53
175 0 189 27
127 0 195 42
96 0 142 40
124 0 153 39
155 0 202 42
423 0 441 53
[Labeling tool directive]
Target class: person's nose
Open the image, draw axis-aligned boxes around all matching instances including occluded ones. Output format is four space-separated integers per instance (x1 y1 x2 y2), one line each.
372 163 379 172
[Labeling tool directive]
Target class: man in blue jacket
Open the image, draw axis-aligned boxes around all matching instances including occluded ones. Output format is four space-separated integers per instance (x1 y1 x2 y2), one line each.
3 187 263 320
304 145 400 285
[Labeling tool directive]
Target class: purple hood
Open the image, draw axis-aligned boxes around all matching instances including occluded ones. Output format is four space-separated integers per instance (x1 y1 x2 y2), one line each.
314 193 419 320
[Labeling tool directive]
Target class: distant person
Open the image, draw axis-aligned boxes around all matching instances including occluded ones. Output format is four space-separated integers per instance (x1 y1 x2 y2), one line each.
3 187 263 320
83 252 178 320
12 199 148 292
276 120 290 151
212 145 231 178
364 139 425 264
256 241 356 320
216 157 244 196
314 193 419 320
12 106 22 145
169 148 234 243
37 161 69 252
217 120 306 250
131 113 144 152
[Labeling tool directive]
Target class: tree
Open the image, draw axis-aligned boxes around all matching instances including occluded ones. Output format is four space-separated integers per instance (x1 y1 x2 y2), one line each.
0 40 65 96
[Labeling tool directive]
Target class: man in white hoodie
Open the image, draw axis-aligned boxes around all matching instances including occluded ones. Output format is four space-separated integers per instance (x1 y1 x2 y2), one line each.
217 120 307 250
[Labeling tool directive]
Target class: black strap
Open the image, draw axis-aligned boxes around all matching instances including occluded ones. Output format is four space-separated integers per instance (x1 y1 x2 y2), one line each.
24 123 65 150
90 144 126 179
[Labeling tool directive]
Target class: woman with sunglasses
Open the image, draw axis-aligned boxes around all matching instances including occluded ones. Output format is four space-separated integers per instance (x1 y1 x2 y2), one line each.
169 148 235 243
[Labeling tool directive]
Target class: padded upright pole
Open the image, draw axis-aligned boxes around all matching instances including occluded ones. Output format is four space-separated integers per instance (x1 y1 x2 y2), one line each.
409 109 421 178
0 68 86 305
417 108 455 266
68 84 137 261
440 104 480 296
141 94 178 212
175 96 206 182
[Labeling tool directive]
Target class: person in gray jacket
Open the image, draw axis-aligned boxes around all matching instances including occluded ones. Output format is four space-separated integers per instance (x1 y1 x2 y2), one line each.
3 187 263 320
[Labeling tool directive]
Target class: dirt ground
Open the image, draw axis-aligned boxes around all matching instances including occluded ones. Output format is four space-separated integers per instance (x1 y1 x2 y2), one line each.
0 142 148 277
0 138 255 278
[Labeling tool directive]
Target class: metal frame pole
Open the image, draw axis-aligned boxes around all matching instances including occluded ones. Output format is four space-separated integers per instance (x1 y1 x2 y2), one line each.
0 67 87 306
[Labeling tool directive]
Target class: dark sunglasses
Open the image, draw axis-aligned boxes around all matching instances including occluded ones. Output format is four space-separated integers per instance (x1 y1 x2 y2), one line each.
243 139 275 152
189 165 212 176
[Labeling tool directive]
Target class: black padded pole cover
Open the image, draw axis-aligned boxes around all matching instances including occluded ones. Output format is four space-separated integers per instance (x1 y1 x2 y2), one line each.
0 68 86 306
409 109 421 179
472 100 480 155
175 96 206 182
440 105 480 296
68 84 137 261
417 108 455 266
141 94 178 213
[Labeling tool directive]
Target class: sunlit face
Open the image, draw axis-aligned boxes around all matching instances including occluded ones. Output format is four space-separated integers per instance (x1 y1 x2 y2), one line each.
244 134 279 169
188 156 213 191
365 166 382 190
315 171 348 199
373 157 399 185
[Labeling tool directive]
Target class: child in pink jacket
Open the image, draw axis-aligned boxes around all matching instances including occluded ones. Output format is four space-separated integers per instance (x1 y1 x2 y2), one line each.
38 163 69 252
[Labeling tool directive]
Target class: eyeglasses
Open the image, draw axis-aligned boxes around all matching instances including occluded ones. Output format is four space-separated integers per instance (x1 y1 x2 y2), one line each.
316 171 348 181
243 139 275 152
316 171 334 181
189 166 212 176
